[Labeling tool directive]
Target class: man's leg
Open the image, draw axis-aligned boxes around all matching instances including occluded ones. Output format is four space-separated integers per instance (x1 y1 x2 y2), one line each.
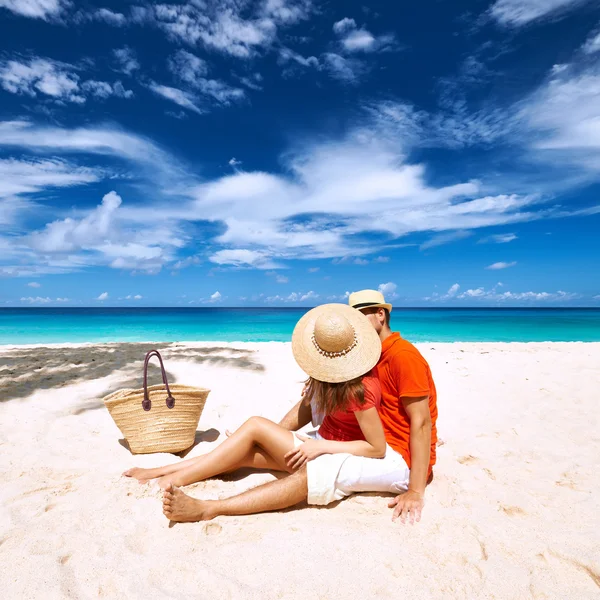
162 465 308 522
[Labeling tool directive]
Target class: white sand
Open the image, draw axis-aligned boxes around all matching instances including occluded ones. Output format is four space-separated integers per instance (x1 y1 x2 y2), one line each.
1 342 599 599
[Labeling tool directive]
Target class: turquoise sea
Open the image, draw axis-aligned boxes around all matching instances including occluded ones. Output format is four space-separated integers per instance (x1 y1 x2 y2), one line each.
1 308 599 344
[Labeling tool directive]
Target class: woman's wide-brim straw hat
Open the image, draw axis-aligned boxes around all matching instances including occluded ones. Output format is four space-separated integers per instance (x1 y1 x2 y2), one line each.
292 303 382 383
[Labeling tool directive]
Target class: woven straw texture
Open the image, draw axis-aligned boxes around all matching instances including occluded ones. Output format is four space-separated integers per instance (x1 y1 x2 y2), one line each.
292 303 381 383
103 384 210 454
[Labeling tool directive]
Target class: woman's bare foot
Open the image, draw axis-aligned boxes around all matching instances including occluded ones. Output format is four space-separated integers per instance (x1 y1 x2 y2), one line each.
162 484 216 522
122 467 155 484
157 474 178 491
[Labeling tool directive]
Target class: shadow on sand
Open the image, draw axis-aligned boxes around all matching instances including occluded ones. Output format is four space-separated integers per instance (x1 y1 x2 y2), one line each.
1 343 266 406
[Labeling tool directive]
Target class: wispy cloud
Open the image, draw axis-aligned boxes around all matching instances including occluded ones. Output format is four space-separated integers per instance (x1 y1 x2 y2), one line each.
378 281 398 299
488 0 593 27
113 47 140 75
0 56 133 103
148 82 204 115
479 233 517 244
168 50 245 105
97 292 108 300
420 231 472 250
0 158 102 198
133 0 312 60
0 0 68 21
486 261 517 270
332 17 397 53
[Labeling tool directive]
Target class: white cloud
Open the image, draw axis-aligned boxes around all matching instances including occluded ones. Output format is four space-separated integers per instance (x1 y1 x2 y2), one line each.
300 290 318 302
275 275 289 283
321 53 365 83
0 0 68 20
489 0 592 27
113 47 140 75
209 249 281 269
486 261 517 270
583 30 600 54
0 57 84 103
20 191 182 274
97 292 108 300
56 297 69 302
168 50 208 82
378 282 397 299
519 62 600 175
149 82 204 115
134 294 142 300
446 283 460 297
266 289 318 303
81 80 133 99
29 191 122 253
420 231 472 250
20 296 51 303
261 0 313 24
479 233 517 244
0 158 102 198
333 17 356 34
455 287 579 303
279 47 320 68
0 56 134 103
308 267 319 272
0 121 187 189
168 50 245 105
209 290 222 302
374 256 390 263
228 157 242 167
92 8 125 26
136 1 308 60
27 281 41 288
332 16 396 53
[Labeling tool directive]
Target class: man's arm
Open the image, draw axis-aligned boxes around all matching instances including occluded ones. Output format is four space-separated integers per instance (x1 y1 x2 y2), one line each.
278 398 312 431
388 395 431 523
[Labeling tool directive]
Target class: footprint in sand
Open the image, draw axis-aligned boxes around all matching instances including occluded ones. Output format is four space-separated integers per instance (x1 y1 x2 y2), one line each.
483 468 496 480
203 522 222 535
58 554 71 565
458 455 479 465
500 504 527 516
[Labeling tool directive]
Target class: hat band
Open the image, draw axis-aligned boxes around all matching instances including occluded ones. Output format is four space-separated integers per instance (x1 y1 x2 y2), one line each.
311 332 358 358
351 301 385 309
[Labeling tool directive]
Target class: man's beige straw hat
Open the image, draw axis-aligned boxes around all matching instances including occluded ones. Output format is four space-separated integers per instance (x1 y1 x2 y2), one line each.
292 304 381 383
348 289 393 313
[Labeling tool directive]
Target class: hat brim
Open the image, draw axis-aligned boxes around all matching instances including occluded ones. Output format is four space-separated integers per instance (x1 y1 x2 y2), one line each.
292 304 382 383
350 302 393 313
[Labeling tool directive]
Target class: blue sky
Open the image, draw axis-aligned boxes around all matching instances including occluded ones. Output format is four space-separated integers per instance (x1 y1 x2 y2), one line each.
0 0 599 307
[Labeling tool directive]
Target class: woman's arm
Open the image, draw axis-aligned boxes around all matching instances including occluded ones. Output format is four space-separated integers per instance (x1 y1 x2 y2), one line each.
285 407 387 469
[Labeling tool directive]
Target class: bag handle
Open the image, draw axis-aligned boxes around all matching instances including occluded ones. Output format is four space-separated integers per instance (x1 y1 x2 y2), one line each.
142 350 175 412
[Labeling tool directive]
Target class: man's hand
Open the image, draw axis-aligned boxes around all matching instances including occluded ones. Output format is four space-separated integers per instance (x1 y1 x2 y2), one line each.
284 435 325 470
388 489 424 524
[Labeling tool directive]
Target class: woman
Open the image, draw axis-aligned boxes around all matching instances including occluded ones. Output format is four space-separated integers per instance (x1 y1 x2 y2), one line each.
123 303 386 490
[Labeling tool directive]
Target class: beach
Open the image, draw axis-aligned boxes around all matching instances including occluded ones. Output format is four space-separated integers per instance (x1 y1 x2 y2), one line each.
1 341 599 599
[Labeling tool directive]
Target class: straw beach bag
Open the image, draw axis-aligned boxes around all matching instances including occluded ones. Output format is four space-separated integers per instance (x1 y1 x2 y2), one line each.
103 350 210 454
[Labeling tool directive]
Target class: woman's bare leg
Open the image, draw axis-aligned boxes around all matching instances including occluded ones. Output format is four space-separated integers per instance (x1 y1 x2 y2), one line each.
124 417 295 486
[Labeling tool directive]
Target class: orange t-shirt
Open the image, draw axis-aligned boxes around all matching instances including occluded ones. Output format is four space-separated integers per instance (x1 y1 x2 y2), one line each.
318 372 381 442
373 333 438 475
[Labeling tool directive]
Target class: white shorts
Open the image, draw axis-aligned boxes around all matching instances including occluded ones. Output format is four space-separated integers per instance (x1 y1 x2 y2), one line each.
303 442 410 506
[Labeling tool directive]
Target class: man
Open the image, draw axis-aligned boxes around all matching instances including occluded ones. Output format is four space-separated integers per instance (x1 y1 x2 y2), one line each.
163 290 438 524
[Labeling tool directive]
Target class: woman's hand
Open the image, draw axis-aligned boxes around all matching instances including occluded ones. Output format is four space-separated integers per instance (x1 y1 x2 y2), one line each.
284 435 325 470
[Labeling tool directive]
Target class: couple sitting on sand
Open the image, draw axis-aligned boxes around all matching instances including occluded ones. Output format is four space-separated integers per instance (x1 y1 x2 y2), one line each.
125 289 438 525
